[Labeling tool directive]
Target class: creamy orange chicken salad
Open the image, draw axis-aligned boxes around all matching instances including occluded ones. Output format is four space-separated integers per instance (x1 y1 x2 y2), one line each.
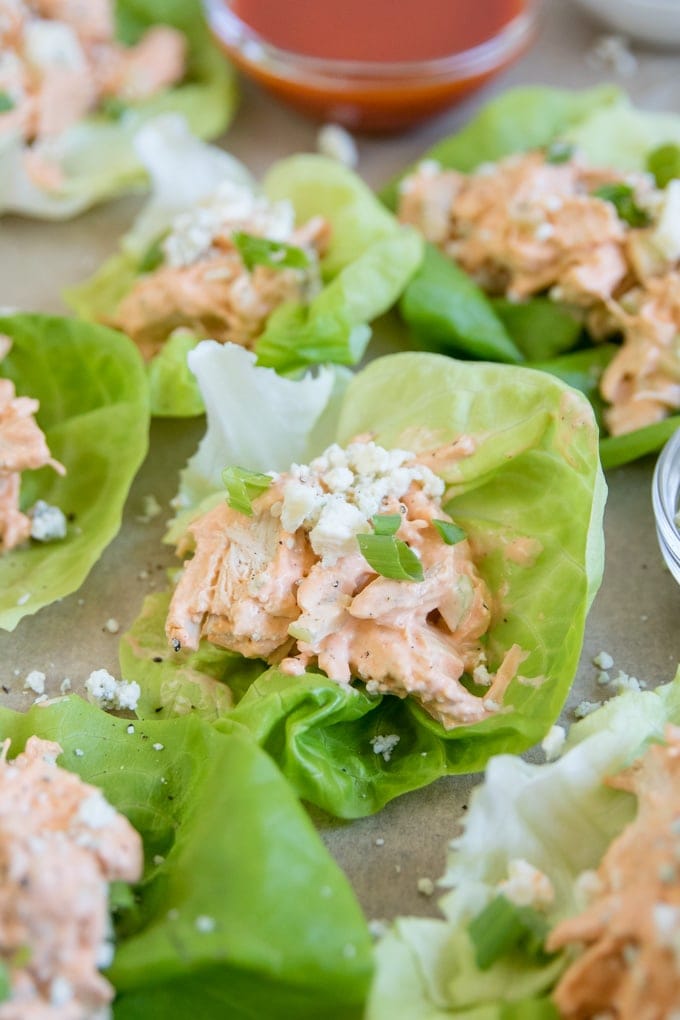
0 337 65 553
112 185 330 360
0 736 142 1019
166 437 525 729
547 725 680 1019
0 0 185 189
399 150 680 436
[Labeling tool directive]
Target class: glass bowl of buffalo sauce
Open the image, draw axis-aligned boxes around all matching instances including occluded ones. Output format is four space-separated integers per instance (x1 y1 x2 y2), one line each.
204 0 539 132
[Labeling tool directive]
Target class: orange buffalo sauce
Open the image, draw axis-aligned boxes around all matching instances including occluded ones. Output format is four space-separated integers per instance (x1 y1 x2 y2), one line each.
207 0 537 131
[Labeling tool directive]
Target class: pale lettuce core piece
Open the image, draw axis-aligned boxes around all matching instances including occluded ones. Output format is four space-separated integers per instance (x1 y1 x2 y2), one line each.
387 85 680 466
566 103 680 173
0 314 149 631
367 672 680 1019
0 0 236 219
0 697 373 1019
123 114 255 259
172 341 342 517
66 141 423 416
122 350 605 819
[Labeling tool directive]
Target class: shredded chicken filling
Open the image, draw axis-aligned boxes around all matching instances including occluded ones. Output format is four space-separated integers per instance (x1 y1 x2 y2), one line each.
0 0 186 189
0 338 65 553
398 151 680 436
0 736 142 1020
547 725 680 1020
166 438 525 729
112 200 330 360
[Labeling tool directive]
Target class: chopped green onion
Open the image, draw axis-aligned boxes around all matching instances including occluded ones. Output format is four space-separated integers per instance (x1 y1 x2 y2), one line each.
100 96 128 121
372 513 402 537
500 999 560 1020
232 231 311 272
592 183 651 228
647 143 680 188
468 895 551 970
357 533 424 582
222 466 273 516
433 519 466 545
0 961 9 1003
138 236 166 274
0 92 15 114
545 140 574 165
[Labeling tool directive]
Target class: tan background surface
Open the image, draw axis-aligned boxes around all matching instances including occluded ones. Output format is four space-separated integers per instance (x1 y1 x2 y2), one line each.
1 0 680 925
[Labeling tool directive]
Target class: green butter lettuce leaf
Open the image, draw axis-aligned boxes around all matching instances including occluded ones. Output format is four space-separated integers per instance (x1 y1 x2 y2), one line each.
384 85 680 466
0 0 236 219
535 345 680 469
67 147 422 413
0 697 372 1019
120 590 265 719
0 314 149 630
398 245 523 364
367 672 680 1019
123 350 605 818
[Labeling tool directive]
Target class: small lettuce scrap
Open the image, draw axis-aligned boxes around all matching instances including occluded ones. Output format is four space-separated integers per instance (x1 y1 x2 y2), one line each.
0 313 149 630
385 85 680 466
0 697 372 1019
367 671 680 1020
66 131 423 417
0 0 236 219
121 347 605 818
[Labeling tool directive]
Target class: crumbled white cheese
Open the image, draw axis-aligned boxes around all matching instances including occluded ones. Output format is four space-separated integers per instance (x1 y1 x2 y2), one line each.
317 123 358 169
651 179 680 261
104 618 120 635
612 670 642 694
375 837 385 847
593 651 614 670
30 500 67 543
652 902 680 946
24 670 46 696
136 494 162 523
574 699 601 719
49 976 73 1007
60 678 72 694
24 18 86 71
279 440 444 566
586 34 638 77
541 724 566 761
77 793 117 830
498 858 555 909
417 877 435 897
368 919 389 940
195 915 216 933
370 733 400 762
85 669 140 712
596 670 611 686
152 743 164 752
126 724 135 735
163 180 297 268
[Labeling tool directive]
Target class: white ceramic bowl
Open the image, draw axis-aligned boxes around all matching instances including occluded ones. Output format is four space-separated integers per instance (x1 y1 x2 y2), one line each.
571 0 680 47
652 428 680 585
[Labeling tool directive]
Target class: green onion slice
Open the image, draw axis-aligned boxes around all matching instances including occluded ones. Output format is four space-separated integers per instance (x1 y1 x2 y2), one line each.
647 143 680 189
545 140 574 165
372 513 402 537
592 183 651 228
138 235 166 274
232 232 311 272
0 92 15 114
222 466 273 516
0 960 9 1004
357 531 424 582
433 519 466 545
468 894 551 970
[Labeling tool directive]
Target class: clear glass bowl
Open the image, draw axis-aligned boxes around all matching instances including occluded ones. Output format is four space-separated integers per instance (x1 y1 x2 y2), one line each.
652 427 680 584
203 0 539 132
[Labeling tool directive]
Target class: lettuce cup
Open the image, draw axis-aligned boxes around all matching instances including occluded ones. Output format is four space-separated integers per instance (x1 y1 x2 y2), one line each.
0 0 236 219
119 343 605 818
384 85 680 468
0 313 149 630
0 696 372 1019
66 119 423 417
